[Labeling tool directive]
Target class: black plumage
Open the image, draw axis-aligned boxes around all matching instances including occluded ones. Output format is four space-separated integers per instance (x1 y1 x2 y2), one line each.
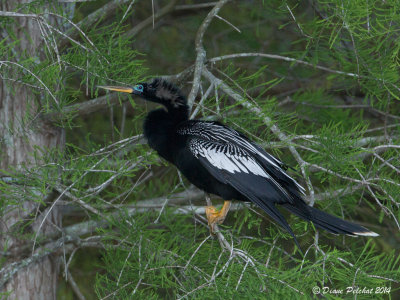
99 78 378 248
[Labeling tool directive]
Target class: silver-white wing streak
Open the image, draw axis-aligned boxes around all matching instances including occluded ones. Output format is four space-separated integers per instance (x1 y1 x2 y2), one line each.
188 138 293 199
189 139 270 178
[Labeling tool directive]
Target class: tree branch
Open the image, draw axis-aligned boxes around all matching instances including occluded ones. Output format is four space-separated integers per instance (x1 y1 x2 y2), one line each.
43 92 125 121
122 0 179 39
207 52 400 93
67 270 87 300
187 0 229 109
58 0 131 49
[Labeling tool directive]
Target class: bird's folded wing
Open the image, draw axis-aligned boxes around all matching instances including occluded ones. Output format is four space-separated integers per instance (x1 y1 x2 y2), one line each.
189 137 300 247
188 137 294 203
178 121 305 194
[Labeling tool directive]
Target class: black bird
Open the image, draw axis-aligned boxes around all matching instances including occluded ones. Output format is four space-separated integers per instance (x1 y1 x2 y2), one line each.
98 78 378 248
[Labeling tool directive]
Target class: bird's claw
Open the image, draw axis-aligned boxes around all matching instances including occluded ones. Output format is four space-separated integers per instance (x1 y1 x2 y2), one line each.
205 201 231 234
205 206 223 234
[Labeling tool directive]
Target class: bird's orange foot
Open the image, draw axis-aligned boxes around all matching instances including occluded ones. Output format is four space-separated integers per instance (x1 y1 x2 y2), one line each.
205 201 231 234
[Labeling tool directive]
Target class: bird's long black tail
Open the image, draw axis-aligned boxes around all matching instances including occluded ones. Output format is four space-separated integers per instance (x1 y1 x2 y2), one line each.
282 203 379 237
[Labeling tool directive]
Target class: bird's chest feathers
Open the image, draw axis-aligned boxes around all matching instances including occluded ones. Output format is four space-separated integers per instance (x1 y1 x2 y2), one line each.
143 109 183 162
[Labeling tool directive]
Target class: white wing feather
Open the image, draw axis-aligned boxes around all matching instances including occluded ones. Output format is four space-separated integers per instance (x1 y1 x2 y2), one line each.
189 139 270 178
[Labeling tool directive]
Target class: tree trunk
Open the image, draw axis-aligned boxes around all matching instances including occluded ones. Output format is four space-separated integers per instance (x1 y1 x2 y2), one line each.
0 1 67 299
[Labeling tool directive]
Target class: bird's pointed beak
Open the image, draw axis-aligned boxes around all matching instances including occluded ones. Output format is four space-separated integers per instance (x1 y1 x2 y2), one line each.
97 86 134 94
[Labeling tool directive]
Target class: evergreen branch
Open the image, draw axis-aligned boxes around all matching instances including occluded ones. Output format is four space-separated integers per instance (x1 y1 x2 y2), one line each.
305 184 364 202
161 66 195 84
314 232 399 285
208 53 400 93
3 188 205 259
308 162 399 211
0 235 105 289
0 75 45 90
62 60 131 85
31 142 125 254
54 184 370 245
355 167 400 229
85 158 144 194
54 186 105 218
294 100 400 121
0 235 75 289
58 0 131 49
372 152 400 175
0 60 59 106
43 64 195 123
0 11 98 54
286 4 312 39
41 18 92 52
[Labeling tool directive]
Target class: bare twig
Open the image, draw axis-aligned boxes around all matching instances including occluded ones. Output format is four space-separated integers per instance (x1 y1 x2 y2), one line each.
215 14 241 33
191 83 214 118
187 0 229 109
122 0 179 39
176 2 220 10
0 11 37 17
207 52 400 93
286 4 311 38
67 270 87 300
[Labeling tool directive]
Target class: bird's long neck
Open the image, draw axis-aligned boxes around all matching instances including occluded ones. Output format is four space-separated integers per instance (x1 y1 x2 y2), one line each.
143 105 189 162
164 102 190 123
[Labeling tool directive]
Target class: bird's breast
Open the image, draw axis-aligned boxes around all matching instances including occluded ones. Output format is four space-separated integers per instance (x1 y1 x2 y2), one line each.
143 110 177 162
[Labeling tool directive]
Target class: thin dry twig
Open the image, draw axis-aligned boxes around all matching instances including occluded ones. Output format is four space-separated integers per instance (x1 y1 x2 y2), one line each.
286 4 312 38
67 270 87 300
122 0 179 39
187 0 229 109
208 52 400 93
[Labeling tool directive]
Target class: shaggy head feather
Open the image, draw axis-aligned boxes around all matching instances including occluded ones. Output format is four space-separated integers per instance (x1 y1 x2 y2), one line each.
149 78 187 108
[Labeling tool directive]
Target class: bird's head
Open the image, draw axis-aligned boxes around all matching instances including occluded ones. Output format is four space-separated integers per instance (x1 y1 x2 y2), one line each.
98 78 187 110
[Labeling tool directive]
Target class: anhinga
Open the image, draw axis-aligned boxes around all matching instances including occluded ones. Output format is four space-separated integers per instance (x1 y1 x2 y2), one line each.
98 78 378 248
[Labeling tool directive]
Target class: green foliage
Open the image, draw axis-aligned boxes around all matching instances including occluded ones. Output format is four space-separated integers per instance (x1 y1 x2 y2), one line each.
95 211 399 299
1 0 399 299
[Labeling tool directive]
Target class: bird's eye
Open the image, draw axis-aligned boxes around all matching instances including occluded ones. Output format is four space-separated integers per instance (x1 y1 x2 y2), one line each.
133 84 144 92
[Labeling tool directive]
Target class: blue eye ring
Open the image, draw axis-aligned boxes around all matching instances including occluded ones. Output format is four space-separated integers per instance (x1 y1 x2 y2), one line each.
133 84 144 92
